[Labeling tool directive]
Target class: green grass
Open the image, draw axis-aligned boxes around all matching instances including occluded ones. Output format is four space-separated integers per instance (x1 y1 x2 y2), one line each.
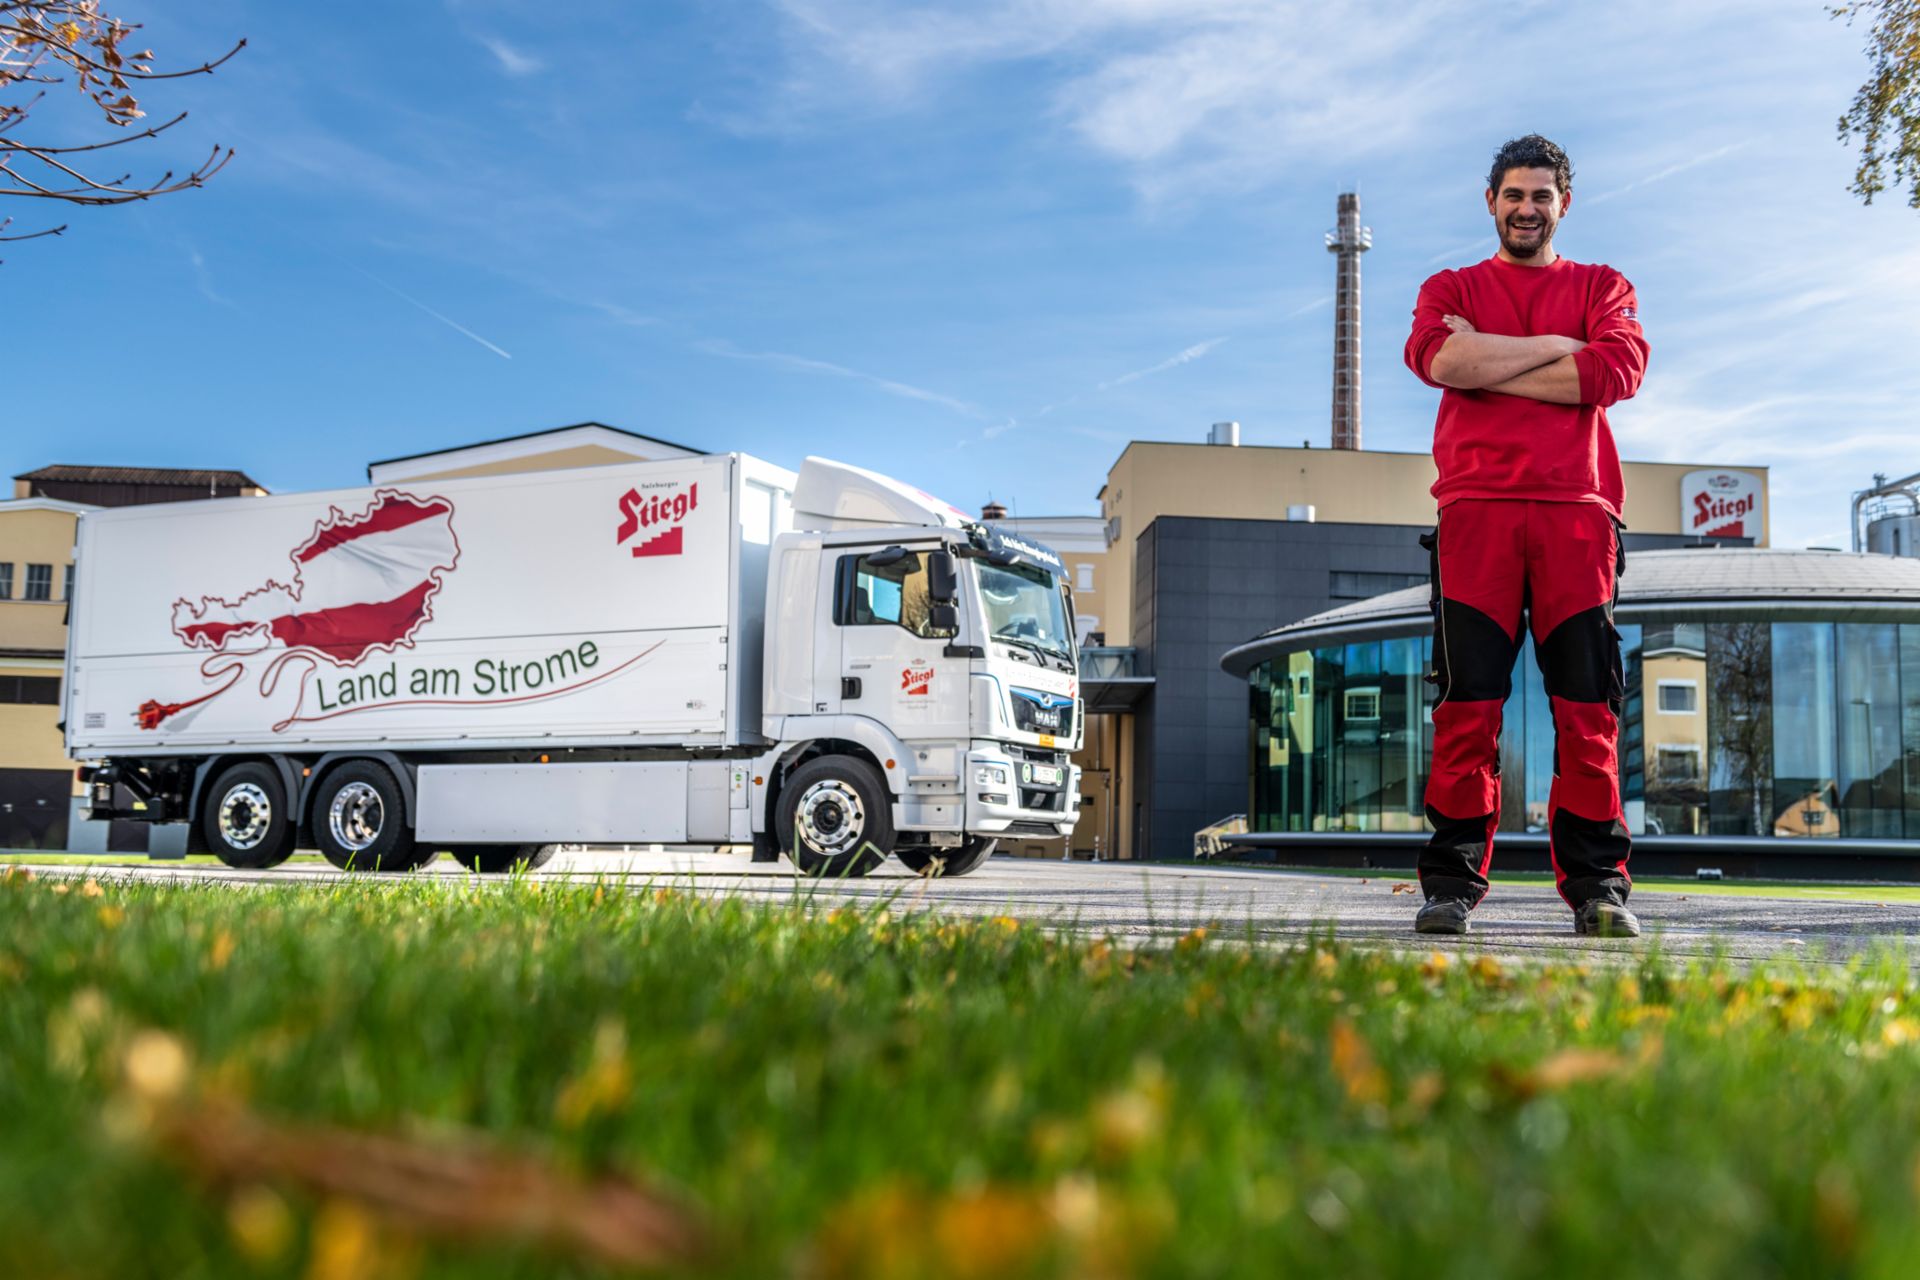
0 851 329 866
6 870 1920 1278
1247 861 1920 903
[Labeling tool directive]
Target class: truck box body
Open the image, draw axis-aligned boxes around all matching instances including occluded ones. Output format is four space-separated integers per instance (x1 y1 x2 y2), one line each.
65 454 797 758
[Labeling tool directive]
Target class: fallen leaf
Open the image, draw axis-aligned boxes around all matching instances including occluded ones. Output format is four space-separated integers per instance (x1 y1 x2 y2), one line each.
1329 1017 1388 1106
1391 882 1416 895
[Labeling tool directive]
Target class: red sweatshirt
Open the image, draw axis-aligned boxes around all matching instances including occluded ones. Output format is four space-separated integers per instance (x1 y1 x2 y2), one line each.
1404 256 1649 519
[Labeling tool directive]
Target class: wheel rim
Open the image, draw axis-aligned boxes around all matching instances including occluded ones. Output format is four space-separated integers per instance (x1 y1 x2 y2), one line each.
328 781 385 853
795 779 865 856
218 783 271 851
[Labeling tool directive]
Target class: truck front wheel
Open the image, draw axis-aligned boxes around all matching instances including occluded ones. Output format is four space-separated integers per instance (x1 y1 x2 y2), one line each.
202 762 296 869
777 756 892 878
313 761 435 872
895 837 996 878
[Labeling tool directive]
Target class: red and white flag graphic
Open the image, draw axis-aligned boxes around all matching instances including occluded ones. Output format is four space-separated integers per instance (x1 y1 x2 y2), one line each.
171 491 460 665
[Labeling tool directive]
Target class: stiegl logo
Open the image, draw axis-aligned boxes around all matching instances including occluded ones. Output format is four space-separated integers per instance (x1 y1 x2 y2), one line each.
901 665 934 696
618 482 699 558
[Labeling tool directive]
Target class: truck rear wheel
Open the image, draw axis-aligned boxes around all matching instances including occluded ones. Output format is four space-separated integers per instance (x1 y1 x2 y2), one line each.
313 761 434 872
777 756 891 878
896 837 996 878
450 843 559 874
202 762 296 869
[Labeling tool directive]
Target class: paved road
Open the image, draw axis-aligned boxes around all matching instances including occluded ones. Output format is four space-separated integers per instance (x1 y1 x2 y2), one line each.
16 852 1920 965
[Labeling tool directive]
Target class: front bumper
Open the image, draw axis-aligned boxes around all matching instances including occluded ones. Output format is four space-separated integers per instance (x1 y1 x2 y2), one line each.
965 744 1080 838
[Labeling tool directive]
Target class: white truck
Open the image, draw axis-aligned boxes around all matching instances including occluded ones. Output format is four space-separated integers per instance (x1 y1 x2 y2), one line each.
65 454 1083 876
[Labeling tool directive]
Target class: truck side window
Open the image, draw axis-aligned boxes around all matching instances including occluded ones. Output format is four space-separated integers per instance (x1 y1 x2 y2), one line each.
836 552 954 639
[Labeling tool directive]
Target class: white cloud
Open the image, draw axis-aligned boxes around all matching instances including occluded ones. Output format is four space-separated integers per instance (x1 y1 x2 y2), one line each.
478 35 545 76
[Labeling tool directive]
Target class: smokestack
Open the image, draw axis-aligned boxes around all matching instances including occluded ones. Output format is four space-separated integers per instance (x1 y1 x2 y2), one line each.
1325 192 1372 451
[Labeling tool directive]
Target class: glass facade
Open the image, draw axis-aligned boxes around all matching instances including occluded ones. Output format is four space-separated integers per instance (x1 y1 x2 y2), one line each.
1247 619 1920 840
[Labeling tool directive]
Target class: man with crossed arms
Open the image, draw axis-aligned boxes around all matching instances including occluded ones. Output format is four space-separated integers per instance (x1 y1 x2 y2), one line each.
1403 134 1651 938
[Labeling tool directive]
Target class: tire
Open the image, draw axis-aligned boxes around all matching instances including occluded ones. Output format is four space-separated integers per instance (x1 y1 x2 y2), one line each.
776 755 892 878
312 760 431 872
895 837 996 878
201 761 296 869
450 843 559 874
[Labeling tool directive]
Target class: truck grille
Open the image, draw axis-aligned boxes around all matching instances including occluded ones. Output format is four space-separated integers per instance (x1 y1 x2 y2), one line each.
1010 687 1076 738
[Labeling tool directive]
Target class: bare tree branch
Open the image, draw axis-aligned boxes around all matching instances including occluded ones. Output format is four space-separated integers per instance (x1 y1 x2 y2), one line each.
0 1 241 248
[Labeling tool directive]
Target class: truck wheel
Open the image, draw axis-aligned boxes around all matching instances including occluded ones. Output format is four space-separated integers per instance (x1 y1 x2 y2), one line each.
202 762 296 869
313 761 431 872
450 843 558 873
896 838 996 878
776 756 891 878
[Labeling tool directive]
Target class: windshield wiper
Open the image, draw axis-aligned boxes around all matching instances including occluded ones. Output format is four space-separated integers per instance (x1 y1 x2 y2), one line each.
993 633 1050 663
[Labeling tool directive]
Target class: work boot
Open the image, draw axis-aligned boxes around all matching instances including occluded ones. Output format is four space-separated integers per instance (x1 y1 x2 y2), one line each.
1573 899 1641 938
1414 896 1473 936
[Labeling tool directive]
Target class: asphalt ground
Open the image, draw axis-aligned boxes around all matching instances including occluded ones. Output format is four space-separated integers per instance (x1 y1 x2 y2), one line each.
13 850 1920 967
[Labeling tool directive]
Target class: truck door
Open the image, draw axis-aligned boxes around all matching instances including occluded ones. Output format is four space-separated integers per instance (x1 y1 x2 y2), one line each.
831 544 968 742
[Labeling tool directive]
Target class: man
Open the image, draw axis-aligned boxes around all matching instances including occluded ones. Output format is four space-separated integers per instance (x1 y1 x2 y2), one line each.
1402 134 1650 938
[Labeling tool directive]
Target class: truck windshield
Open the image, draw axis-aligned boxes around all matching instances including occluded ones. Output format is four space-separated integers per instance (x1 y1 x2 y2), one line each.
978 562 1073 660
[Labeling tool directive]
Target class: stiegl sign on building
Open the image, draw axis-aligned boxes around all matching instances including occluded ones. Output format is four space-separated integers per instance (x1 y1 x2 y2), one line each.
1681 470 1760 539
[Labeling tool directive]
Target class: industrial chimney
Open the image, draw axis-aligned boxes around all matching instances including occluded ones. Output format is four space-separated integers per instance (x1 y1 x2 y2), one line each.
1325 192 1372 451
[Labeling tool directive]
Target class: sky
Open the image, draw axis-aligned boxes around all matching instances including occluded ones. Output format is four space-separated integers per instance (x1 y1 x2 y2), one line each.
6 0 1917 549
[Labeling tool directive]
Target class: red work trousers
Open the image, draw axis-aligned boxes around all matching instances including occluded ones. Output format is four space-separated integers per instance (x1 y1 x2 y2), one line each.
1419 498 1631 909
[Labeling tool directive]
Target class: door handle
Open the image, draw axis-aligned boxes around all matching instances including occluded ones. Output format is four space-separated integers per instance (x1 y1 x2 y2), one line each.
842 677 862 699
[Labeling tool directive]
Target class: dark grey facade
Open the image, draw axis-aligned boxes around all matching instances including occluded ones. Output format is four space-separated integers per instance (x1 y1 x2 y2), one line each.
1127 516 1749 859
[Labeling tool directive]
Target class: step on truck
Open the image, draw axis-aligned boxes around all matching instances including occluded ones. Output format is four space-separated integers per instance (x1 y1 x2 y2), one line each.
66 454 1083 876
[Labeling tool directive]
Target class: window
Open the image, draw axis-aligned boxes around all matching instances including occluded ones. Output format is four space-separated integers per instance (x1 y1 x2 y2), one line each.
1329 570 1427 601
1343 687 1381 721
64 563 74 601
24 563 52 601
0 563 11 600
1656 681 1698 714
0 676 60 705
837 549 953 639
1657 746 1701 783
1076 562 1095 593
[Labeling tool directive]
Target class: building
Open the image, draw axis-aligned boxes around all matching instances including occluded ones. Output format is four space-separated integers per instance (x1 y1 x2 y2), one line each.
1 466 267 851
367 422 703 484
1221 548 1920 864
1082 435 1767 859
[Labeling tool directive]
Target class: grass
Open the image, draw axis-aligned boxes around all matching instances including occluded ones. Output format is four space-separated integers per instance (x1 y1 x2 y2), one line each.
1245 861 1920 903
6 869 1920 1278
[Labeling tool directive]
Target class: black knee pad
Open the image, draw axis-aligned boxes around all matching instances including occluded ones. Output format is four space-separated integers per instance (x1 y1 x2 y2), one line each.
1434 599 1519 703
1539 604 1623 711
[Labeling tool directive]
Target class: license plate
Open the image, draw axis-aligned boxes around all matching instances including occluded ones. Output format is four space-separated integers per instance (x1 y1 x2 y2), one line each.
1030 764 1063 786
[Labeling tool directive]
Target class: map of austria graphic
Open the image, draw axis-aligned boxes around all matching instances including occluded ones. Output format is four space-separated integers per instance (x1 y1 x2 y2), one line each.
138 488 672 735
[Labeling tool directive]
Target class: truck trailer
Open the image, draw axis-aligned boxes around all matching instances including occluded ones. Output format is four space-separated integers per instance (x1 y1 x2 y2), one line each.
66 453 1083 876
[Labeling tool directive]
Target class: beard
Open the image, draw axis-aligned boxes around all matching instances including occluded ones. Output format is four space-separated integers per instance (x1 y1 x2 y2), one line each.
1499 215 1554 259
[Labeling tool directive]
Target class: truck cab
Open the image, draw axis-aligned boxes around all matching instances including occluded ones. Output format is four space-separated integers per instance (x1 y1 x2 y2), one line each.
754 458 1083 876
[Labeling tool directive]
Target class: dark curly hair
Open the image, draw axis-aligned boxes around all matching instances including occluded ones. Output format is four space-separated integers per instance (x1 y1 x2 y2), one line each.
1487 135 1573 195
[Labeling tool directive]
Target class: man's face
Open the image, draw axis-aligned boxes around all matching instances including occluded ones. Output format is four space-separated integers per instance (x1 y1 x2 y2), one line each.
1485 166 1569 259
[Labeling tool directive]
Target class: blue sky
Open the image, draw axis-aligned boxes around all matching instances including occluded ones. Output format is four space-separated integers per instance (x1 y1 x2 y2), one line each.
8 0 1917 548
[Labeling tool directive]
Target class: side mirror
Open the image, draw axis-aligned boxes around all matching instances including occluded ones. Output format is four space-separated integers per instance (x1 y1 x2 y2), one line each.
928 602 959 636
929 550 958 604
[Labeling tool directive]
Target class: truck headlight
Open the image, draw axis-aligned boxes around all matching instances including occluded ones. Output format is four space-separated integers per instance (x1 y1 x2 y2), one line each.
974 765 1009 787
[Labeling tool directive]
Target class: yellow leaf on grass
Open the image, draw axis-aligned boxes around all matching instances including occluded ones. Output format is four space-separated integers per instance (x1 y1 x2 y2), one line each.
1329 1017 1388 1107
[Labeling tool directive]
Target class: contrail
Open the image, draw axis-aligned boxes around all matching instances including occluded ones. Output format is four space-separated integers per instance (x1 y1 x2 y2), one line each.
1098 336 1227 390
696 339 981 417
1584 140 1753 206
348 263 513 360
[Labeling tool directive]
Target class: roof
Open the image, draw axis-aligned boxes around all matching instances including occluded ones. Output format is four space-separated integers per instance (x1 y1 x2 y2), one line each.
16 464 264 489
1219 547 1920 677
365 422 706 473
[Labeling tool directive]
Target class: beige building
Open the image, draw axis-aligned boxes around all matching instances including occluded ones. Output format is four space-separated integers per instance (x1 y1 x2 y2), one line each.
0 497 92 847
2 466 266 851
368 422 701 484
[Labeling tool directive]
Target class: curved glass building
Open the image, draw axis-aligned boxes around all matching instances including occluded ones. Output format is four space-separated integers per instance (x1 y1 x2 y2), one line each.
1220 548 1920 842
